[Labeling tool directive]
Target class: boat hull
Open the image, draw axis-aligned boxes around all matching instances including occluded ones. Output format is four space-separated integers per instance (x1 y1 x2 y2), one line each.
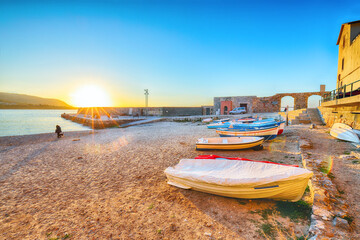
216 126 279 140
166 175 310 201
196 137 264 150
165 158 313 202
330 127 360 143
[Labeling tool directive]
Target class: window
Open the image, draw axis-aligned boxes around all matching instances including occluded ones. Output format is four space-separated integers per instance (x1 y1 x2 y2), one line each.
342 58 344 71
338 74 341 81
343 35 346 48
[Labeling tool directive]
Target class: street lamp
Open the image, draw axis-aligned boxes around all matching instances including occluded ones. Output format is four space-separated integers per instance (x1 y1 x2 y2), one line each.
144 89 149 116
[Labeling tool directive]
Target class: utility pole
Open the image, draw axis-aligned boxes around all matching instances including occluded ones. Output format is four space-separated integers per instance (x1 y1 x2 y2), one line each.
144 89 149 116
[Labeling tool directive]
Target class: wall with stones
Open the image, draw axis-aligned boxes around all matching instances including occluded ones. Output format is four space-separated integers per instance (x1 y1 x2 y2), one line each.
214 92 325 114
77 107 203 117
319 105 360 129
161 107 203 116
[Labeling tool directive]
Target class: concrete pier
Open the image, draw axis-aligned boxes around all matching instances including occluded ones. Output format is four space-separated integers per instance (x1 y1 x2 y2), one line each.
61 113 143 129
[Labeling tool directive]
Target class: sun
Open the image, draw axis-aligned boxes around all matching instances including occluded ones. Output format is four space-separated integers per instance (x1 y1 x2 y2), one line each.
71 85 112 107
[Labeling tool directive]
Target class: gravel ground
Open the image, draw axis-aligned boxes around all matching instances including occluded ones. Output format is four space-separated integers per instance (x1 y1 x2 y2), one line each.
0 122 321 239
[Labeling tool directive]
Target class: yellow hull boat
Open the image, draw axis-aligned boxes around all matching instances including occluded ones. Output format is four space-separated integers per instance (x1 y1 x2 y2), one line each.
196 137 264 150
165 156 313 202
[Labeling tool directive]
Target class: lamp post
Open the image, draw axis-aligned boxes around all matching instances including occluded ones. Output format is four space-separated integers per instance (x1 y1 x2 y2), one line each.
144 89 149 116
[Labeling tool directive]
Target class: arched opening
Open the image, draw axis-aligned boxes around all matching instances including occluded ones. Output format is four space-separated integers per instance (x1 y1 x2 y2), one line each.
307 95 322 108
280 96 295 112
224 106 228 115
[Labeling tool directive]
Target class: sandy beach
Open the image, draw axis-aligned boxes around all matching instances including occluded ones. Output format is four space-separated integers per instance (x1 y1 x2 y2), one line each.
0 122 359 239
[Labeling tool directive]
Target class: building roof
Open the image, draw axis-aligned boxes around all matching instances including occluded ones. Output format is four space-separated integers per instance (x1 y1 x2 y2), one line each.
337 20 360 45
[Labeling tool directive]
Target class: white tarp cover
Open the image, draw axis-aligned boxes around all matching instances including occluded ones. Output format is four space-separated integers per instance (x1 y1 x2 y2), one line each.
165 159 312 187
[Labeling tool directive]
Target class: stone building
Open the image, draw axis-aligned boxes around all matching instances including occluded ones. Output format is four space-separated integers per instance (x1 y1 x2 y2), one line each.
320 20 360 129
214 96 257 115
214 86 326 115
336 20 360 90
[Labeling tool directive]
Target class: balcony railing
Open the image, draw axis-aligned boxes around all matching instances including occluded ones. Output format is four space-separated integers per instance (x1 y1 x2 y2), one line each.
321 79 360 103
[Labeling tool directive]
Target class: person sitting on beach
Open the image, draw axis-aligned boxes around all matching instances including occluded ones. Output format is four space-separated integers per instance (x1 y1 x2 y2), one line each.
55 125 64 138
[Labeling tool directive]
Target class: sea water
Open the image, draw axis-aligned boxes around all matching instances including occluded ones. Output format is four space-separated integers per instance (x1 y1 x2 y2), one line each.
0 109 90 137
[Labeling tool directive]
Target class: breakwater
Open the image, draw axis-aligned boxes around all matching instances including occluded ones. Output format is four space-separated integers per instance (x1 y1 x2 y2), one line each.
61 113 142 129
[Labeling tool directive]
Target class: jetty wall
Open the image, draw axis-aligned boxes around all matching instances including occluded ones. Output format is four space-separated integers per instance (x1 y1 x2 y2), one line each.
76 107 203 117
61 114 140 129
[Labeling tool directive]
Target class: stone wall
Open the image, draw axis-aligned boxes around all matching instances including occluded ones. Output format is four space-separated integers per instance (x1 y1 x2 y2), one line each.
214 92 326 114
161 107 202 116
77 107 203 117
319 105 360 129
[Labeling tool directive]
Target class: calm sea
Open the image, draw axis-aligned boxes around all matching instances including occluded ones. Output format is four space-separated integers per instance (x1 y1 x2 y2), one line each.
0 109 90 137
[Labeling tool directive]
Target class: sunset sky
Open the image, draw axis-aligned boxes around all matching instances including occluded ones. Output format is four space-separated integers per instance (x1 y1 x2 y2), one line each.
0 0 359 107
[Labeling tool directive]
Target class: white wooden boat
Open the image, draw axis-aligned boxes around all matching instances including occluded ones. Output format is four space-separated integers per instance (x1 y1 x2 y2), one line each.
330 123 360 143
165 155 313 202
196 137 264 150
202 118 213 123
332 123 360 136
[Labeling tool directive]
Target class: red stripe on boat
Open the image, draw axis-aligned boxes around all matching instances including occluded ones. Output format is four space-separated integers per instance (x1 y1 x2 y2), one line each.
194 155 299 167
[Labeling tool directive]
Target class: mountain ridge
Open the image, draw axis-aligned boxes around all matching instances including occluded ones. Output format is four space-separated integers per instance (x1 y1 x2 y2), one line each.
0 92 75 109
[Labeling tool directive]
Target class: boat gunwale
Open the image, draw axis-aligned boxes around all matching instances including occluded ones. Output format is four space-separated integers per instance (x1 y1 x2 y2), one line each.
196 138 264 146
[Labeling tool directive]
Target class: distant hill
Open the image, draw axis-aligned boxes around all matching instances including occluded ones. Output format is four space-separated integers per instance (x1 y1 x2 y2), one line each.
0 92 75 109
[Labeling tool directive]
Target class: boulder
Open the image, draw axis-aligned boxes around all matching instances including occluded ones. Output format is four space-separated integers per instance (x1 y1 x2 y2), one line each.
332 217 350 230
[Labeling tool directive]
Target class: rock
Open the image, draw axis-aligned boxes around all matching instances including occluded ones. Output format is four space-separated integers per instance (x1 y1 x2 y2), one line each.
350 151 360 159
204 232 212 237
205 222 212 227
299 139 313 149
313 206 332 221
308 235 318 240
309 218 325 235
314 192 326 203
321 179 334 188
333 217 350 230
334 211 347 218
170 223 176 231
339 155 356 160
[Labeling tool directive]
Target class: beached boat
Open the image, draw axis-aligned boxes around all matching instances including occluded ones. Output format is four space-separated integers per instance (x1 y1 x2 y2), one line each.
278 122 285 135
164 155 313 201
332 122 360 136
207 122 232 129
213 118 230 123
330 123 360 143
196 137 264 150
202 118 213 123
229 119 283 130
216 125 279 140
208 119 279 130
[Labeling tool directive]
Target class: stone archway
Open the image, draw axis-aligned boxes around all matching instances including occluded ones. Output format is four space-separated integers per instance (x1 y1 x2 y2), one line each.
307 95 322 108
245 91 329 113
280 96 295 111
276 92 325 110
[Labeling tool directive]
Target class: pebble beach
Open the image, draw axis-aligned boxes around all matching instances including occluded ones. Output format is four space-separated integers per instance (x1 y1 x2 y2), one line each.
0 122 359 239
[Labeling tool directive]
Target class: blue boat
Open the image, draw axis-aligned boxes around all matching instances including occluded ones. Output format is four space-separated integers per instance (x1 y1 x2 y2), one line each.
207 122 232 129
228 119 284 130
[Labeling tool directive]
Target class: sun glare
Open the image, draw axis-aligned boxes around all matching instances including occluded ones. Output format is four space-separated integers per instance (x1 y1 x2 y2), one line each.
71 85 112 107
